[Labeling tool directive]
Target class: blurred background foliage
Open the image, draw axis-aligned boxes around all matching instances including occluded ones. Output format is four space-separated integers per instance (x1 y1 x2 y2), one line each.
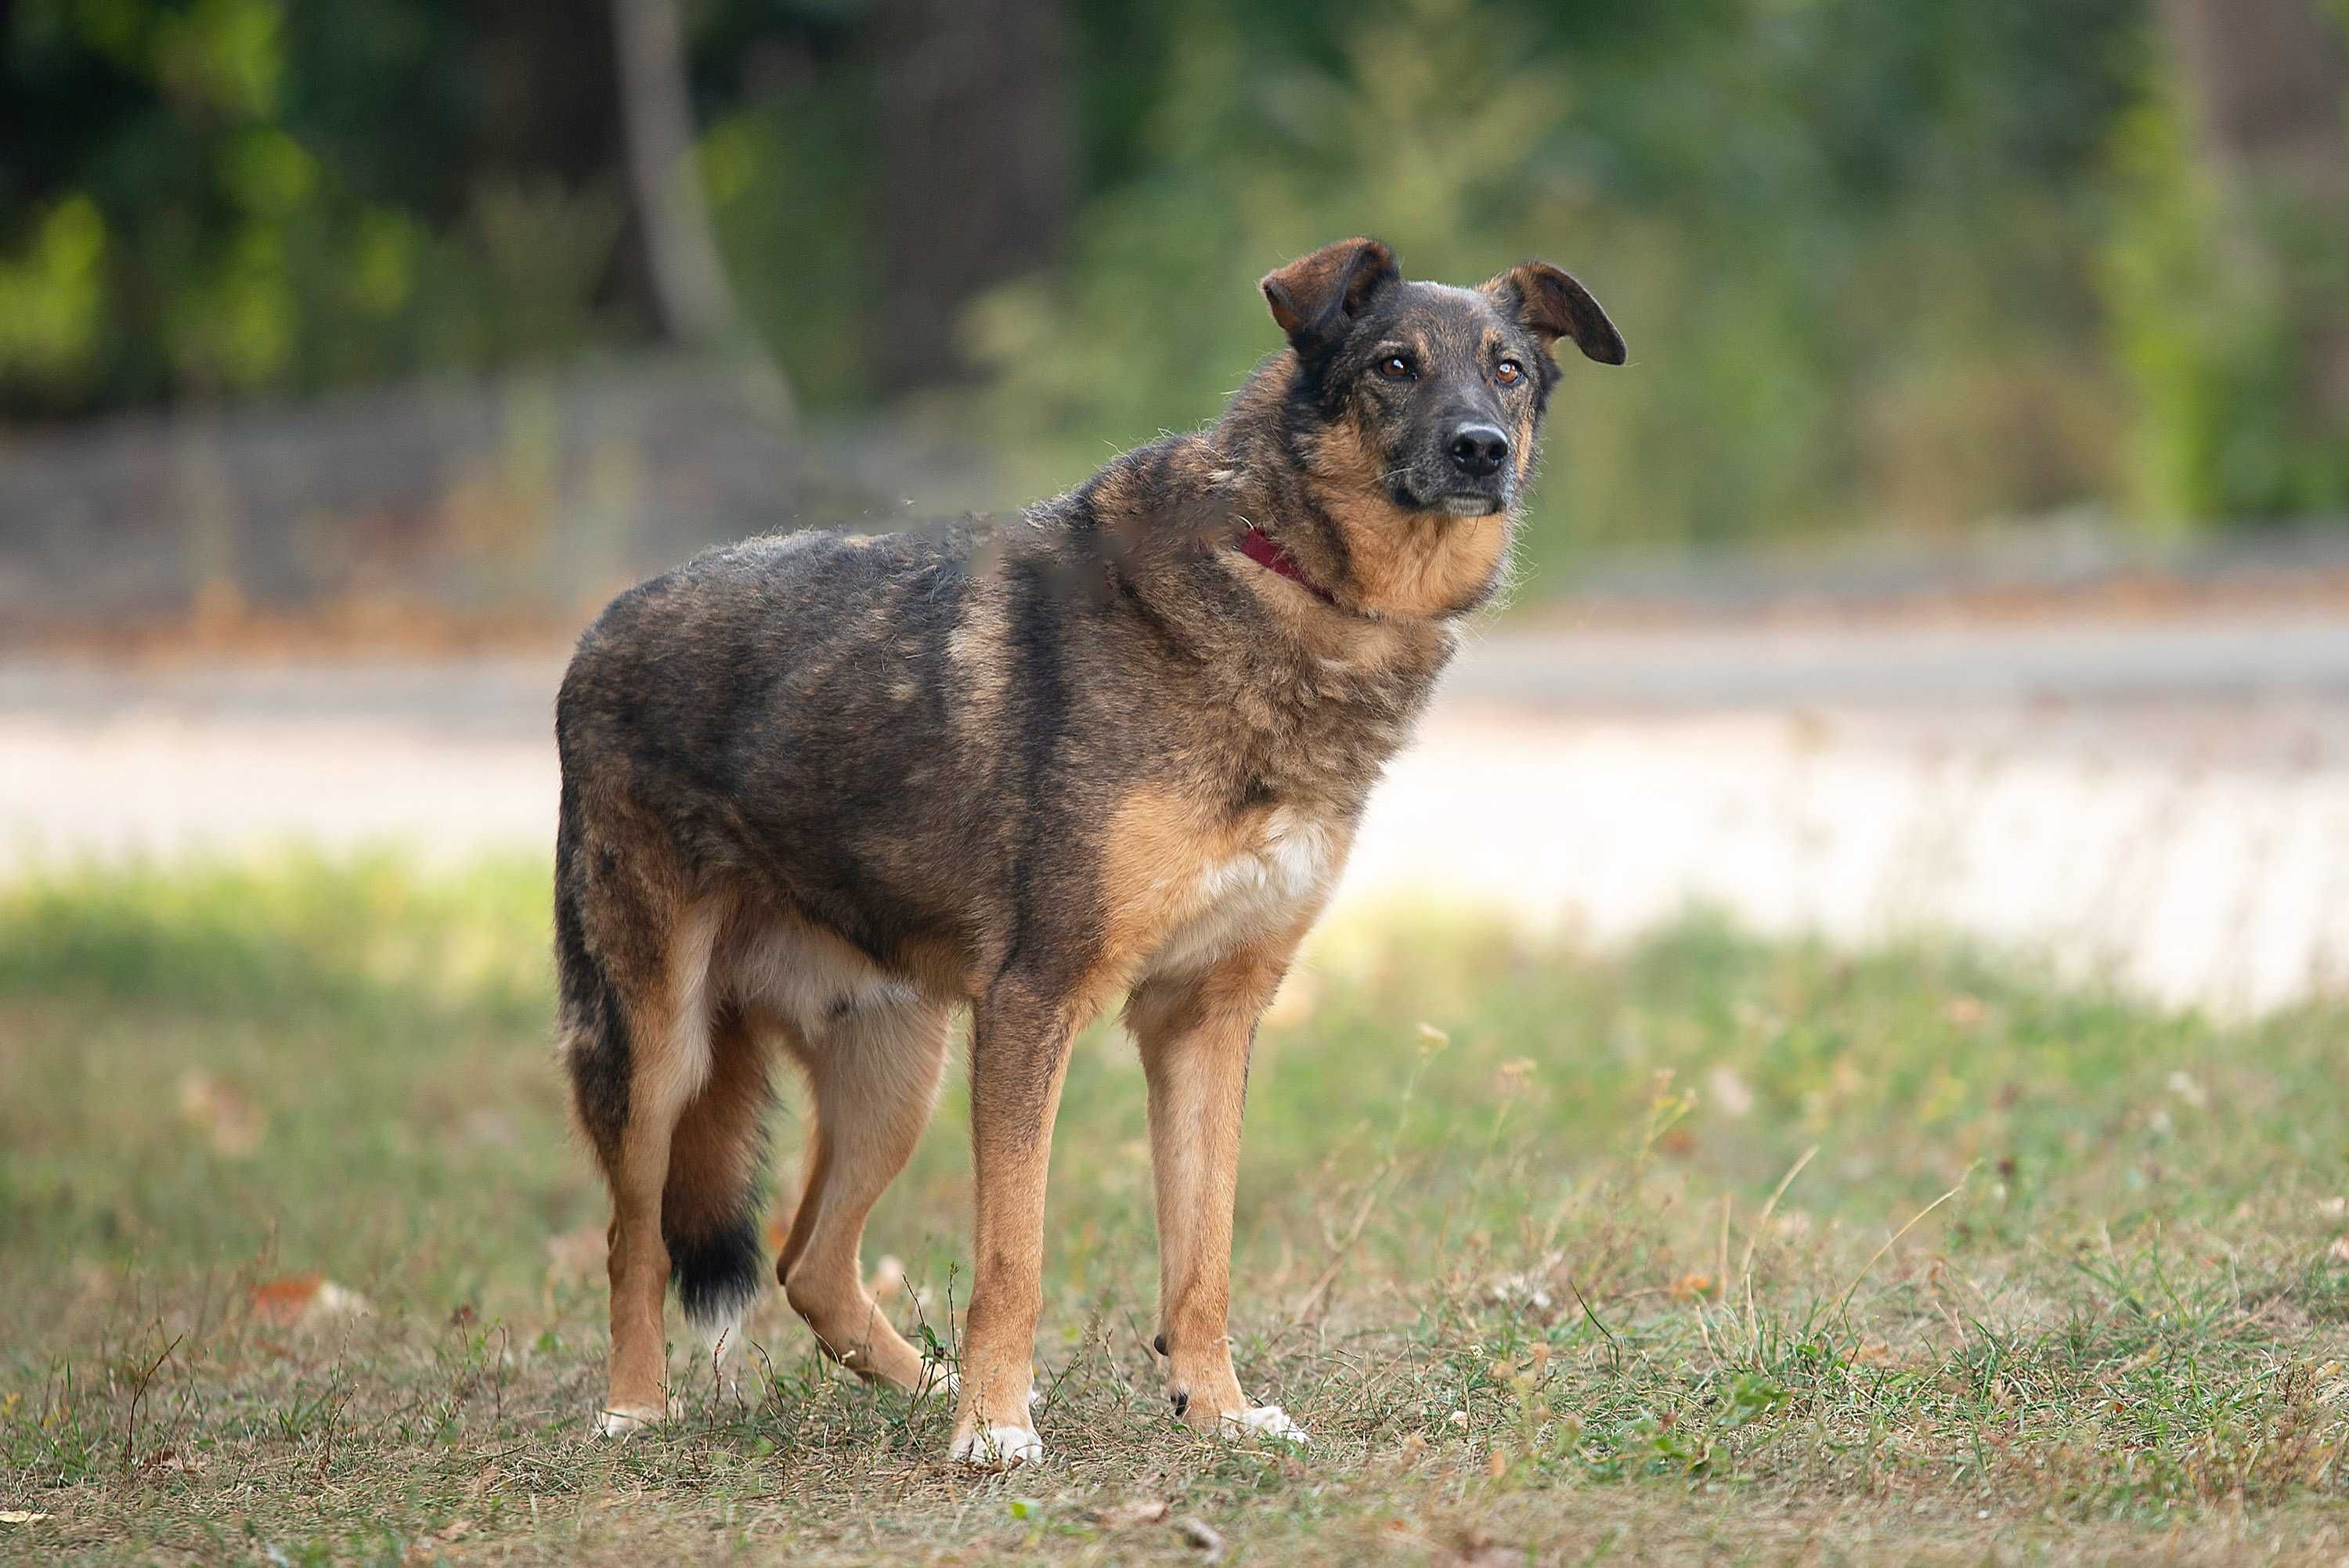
2 0 2344 559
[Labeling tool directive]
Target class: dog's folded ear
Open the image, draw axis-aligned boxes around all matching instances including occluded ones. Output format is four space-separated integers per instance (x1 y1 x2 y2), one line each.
1487 261 1626 366
1261 238 1400 353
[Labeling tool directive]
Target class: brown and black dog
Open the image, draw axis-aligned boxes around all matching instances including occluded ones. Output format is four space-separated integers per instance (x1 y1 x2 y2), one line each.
554 236 1624 1464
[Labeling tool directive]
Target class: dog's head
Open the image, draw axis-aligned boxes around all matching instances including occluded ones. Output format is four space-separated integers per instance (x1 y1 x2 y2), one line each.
1254 237 1623 615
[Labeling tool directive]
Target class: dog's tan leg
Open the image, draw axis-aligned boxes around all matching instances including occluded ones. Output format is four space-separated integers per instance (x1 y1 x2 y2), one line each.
1127 936 1308 1443
597 904 720 1436
778 996 951 1392
949 981 1079 1466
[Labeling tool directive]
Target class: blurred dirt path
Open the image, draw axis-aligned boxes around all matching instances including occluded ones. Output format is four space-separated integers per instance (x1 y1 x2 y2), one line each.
9 611 2349 1013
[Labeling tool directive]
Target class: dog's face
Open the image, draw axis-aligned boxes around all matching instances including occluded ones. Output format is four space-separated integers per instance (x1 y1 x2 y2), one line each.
1259 238 1624 615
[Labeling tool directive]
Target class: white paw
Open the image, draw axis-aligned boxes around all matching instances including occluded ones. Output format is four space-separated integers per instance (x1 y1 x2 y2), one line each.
950 1423 1046 1468
1222 1404 1308 1444
592 1402 670 1438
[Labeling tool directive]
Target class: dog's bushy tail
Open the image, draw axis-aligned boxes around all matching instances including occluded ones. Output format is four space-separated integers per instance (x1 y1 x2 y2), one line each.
555 776 631 1171
668 1202 764 1334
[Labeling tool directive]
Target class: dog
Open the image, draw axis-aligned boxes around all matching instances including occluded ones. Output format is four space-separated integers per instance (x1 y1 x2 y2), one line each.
554 236 1623 1465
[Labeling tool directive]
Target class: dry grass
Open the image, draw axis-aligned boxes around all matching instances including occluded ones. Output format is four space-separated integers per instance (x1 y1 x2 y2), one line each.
6 856 2349 1564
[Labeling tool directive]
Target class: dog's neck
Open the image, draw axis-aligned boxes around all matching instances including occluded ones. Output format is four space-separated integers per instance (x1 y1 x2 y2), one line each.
1070 397 1462 725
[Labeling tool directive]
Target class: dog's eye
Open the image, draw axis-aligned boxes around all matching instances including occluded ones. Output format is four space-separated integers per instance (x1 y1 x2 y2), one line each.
1377 355 1413 380
1495 359 1524 386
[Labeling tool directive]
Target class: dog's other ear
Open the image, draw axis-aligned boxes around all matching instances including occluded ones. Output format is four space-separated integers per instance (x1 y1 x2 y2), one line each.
1488 261 1626 366
1261 237 1399 353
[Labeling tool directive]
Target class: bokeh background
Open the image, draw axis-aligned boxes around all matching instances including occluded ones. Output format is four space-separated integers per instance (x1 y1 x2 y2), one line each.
6 0 2349 1011
4 0 2347 641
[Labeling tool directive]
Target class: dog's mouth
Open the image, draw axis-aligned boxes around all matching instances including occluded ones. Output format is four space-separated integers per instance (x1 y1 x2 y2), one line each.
1434 493 1504 518
1390 481 1509 518
1388 471 1511 519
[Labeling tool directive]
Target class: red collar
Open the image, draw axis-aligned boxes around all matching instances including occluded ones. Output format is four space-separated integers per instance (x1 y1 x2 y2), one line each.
1236 524 1336 604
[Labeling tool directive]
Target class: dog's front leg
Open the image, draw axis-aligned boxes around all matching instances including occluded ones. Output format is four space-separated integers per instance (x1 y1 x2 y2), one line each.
1126 932 1311 1444
951 978 1079 1466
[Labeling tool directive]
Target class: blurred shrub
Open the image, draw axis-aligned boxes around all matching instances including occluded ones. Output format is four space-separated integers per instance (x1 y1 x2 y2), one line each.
2103 83 2349 526
700 66 879 411
4 0 2339 550
0 0 641 412
959 0 2145 553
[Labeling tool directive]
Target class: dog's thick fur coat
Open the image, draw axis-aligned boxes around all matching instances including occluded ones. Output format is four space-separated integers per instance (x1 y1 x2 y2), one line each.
555 237 1622 1461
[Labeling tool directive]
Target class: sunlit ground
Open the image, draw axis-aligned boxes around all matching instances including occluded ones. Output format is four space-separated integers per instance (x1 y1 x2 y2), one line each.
6 857 2349 1564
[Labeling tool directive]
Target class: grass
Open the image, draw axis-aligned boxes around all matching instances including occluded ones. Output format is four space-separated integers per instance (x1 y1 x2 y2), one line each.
6 856 2349 1564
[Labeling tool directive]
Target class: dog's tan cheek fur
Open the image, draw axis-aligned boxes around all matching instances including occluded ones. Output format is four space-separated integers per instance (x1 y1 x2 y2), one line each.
1306 418 1510 618
1508 397 1541 491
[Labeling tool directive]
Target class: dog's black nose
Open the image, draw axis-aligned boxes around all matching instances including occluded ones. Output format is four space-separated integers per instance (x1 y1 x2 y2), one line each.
1447 424 1510 478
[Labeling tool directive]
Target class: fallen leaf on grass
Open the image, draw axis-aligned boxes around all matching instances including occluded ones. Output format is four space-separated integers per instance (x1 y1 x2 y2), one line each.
131 1443 207 1479
1095 1498 1169 1530
249 1274 370 1331
1175 1517 1225 1559
0 1512 51 1525
402 1518 473 1565
1438 1534 1522 1568
178 1071 263 1156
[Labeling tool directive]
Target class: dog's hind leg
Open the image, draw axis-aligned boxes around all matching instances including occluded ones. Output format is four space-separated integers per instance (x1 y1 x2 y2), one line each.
777 995 951 1393
565 892 721 1437
660 1002 774 1372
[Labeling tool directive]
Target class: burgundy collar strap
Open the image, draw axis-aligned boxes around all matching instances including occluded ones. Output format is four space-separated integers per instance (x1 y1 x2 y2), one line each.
1236 524 1336 604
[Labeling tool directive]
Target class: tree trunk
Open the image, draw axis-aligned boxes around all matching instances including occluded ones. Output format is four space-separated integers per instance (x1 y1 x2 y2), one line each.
868 0 1070 390
612 0 794 420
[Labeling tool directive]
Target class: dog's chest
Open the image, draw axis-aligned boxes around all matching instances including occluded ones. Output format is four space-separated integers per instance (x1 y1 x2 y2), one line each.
1135 806 1345 980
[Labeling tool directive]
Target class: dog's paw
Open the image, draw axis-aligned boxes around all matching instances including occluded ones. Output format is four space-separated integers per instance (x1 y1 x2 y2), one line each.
592 1400 673 1439
1221 1404 1308 1444
950 1423 1046 1468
